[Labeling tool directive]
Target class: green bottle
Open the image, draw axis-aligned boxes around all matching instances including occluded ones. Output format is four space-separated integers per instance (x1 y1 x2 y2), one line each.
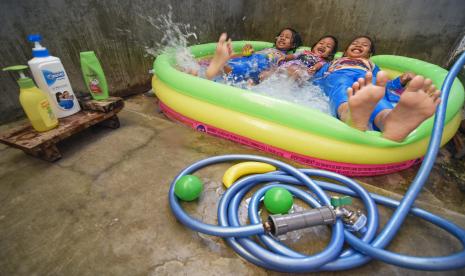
80 51 109 100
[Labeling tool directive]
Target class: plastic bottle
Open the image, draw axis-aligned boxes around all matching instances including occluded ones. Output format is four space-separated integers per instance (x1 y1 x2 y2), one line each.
27 34 81 118
80 51 109 100
3 65 58 132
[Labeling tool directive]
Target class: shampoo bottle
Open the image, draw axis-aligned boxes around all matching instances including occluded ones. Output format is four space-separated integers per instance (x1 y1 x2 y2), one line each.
3 65 58 132
27 34 81 118
80 51 109 100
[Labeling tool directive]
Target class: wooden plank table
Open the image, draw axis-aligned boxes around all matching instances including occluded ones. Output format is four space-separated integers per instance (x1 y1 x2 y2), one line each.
0 97 124 161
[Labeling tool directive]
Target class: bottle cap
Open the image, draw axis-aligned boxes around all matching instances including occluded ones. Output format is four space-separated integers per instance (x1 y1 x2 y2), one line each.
3 65 36 89
27 34 50 57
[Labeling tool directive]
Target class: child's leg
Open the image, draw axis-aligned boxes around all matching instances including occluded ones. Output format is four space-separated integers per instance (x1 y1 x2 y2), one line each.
227 54 271 83
339 71 391 131
378 76 441 141
258 67 277 82
206 33 233 79
285 64 310 81
319 71 357 117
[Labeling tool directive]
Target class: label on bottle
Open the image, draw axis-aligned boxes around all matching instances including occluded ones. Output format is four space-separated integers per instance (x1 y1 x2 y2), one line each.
43 70 66 86
38 99 57 127
54 89 76 110
87 74 103 94
41 68 76 111
31 59 80 118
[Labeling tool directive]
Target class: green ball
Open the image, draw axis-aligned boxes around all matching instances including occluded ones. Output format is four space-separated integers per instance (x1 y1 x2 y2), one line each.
174 175 203 201
264 187 293 214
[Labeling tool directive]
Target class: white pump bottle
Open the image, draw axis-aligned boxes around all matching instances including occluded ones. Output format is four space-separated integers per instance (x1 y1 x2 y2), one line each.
27 34 81 118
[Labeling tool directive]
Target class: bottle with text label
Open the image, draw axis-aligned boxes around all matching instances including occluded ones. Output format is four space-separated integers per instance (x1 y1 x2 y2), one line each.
27 34 80 118
80 51 109 100
3 65 58 132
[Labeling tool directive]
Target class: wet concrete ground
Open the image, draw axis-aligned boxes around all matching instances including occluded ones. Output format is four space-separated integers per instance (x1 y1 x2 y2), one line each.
0 94 464 275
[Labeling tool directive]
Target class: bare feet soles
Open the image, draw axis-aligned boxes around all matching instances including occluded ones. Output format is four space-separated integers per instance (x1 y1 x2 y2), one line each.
381 75 441 141
205 33 233 79
339 71 389 131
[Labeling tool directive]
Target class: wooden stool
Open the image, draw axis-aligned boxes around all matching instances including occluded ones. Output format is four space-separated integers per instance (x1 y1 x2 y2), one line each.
0 97 124 161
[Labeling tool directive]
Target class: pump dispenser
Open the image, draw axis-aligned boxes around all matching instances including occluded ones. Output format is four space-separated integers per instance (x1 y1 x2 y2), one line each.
28 34 50 57
27 34 81 118
3 65 58 132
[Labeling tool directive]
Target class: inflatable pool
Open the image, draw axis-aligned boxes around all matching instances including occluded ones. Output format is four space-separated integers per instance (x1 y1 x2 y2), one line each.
152 41 464 176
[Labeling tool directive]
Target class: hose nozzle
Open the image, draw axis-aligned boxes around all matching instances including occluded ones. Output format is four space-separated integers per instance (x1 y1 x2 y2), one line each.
265 206 337 236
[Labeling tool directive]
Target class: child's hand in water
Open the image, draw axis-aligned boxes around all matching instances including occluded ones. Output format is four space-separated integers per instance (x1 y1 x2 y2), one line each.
307 63 323 74
400 72 416 86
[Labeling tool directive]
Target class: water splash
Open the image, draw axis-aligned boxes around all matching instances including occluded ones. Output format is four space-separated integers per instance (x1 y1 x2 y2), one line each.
145 7 330 114
251 71 330 114
144 6 200 73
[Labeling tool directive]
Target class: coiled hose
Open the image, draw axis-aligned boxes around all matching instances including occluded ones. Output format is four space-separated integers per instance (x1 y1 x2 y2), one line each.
168 52 465 272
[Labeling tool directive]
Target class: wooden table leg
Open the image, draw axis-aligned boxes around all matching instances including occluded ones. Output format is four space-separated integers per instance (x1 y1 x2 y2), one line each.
98 115 120 129
26 143 62 162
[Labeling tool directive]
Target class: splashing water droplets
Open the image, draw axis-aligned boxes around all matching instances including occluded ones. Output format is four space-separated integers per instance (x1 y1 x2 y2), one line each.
144 7 200 73
145 8 330 114
251 71 330 114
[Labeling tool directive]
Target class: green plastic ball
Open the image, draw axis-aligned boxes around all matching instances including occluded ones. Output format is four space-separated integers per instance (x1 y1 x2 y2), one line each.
174 175 203 201
264 187 293 214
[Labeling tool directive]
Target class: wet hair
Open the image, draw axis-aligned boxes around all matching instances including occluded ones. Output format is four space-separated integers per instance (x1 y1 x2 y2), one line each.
311 35 339 61
344 35 376 57
275 27 302 53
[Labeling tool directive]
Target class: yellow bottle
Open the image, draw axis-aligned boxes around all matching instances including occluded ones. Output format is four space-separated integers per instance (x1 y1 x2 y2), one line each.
3 65 58 132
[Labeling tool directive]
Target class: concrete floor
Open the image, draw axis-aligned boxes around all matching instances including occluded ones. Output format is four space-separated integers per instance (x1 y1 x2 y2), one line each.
1 94 464 275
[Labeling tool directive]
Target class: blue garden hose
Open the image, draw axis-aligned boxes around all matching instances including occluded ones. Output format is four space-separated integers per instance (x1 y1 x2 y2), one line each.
168 51 465 272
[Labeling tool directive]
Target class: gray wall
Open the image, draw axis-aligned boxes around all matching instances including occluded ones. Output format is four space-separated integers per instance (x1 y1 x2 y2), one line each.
1 0 464 124
0 0 245 123
243 0 465 64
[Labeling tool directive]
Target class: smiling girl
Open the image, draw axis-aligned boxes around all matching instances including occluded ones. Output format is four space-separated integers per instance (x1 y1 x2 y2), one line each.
314 36 441 142
274 35 338 81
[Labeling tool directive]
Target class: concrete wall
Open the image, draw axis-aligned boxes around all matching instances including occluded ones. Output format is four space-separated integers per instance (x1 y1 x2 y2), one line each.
1 0 464 124
0 0 245 123
243 0 465 64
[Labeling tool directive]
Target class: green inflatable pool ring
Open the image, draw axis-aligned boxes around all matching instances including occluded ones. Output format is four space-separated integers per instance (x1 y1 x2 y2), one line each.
152 41 464 176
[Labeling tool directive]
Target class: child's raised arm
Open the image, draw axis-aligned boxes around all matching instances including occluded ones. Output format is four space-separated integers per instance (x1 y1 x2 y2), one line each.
307 62 324 74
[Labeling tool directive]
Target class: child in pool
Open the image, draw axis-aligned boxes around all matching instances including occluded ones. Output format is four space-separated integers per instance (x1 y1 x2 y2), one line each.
313 36 440 142
205 28 302 82
262 35 338 82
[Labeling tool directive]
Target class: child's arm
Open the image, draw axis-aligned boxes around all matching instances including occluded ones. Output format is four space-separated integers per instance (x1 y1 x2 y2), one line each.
284 53 297 61
384 72 416 102
307 62 324 74
387 72 416 92
399 72 416 86
312 62 331 80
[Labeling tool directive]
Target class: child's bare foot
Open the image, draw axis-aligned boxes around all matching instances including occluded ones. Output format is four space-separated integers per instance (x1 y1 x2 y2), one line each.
381 76 441 141
339 71 389 131
206 33 233 79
